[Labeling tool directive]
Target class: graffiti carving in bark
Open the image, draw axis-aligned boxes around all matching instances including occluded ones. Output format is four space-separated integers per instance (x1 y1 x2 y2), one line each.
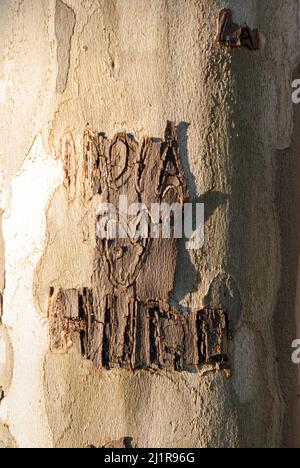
48 122 229 371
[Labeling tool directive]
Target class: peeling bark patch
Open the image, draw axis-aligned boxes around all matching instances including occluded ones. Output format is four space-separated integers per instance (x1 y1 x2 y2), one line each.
214 9 259 51
55 0 76 94
48 123 229 372
2 136 62 447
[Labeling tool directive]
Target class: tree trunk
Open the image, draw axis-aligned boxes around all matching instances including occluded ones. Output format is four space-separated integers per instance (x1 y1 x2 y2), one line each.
0 0 299 448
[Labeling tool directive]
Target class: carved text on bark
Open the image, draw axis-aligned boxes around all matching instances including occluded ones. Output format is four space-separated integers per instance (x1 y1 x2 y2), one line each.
215 9 259 51
48 122 229 371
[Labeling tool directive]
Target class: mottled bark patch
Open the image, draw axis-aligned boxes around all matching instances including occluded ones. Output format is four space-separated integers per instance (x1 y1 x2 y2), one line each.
0 325 14 394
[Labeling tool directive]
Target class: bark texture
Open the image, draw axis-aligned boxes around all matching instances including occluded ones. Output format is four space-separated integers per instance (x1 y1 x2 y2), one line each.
48 123 228 371
0 0 299 448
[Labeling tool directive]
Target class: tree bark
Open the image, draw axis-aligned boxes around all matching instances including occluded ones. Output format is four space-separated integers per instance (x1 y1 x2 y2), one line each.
0 0 299 448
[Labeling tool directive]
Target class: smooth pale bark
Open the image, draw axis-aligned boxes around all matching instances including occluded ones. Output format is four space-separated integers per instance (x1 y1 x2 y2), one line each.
0 0 299 448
